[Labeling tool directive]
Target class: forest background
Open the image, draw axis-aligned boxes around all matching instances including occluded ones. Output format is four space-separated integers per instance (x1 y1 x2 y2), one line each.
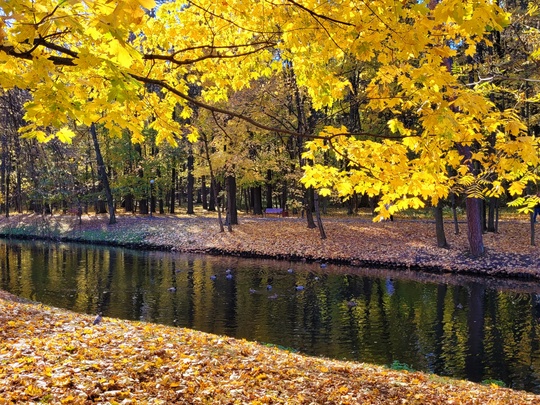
4 2 540 403
1 0 540 261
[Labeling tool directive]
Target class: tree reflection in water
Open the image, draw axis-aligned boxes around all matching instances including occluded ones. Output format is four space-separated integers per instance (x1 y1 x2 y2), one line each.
2 239 540 394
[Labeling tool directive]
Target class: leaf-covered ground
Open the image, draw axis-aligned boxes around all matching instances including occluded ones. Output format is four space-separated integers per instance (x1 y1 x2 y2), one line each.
2 212 540 403
1 290 539 404
1 212 539 279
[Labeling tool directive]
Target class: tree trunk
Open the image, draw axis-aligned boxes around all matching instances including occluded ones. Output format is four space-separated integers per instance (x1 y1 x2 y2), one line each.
186 146 194 215
208 181 216 211
253 186 263 215
531 211 535 246
266 169 273 208
4 156 9 218
158 197 164 214
305 187 316 229
486 197 497 232
169 166 176 214
1 134 6 216
243 188 250 213
124 194 134 212
433 203 448 248
149 184 156 215
457 143 484 257
201 175 208 210
201 131 224 232
451 193 460 235
347 195 355 215
494 198 499 233
314 191 326 239
214 179 225 232
90 123 116 225
226 175 238 226
15 156 22 213
465 198 485 257
139 198 148 214
281 181 288 210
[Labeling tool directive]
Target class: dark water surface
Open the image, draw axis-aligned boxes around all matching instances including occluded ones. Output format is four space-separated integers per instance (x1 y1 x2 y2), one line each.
2 239 540 393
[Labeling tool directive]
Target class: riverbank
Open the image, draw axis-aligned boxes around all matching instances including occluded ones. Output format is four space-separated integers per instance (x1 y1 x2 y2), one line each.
2 213 540 403
0 212 539 280
1 290 539 404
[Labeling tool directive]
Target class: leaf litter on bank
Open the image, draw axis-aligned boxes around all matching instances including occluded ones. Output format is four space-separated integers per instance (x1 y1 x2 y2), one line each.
1 213 540 279
1 290 539 404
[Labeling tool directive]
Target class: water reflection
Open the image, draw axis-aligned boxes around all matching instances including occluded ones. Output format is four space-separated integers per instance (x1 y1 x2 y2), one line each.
2 239 540 393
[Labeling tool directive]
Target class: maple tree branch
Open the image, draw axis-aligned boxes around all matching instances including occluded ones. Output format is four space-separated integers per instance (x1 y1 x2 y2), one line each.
32 3 61 27
36 36 79 58
188 0 282 35
1 35 405 142
143 41 277 65
169 41 278 56
358 0 397 35
0 44 76 66
132 73 405 141
466 75 540 86
284 0 353 27
211 111 234 144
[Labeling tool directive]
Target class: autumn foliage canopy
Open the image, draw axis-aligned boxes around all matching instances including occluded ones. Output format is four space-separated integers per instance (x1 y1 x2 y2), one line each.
0 0 538 218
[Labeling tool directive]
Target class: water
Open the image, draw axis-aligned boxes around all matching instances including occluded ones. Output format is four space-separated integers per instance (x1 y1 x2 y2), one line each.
2 239 540 393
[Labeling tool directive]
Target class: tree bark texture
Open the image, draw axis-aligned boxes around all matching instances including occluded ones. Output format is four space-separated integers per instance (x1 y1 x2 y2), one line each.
314 191 326 239
90 123 116 225
186 146 194 215
465 198 485 257
169 166 176 214
433 203 448 248
226 175 238 226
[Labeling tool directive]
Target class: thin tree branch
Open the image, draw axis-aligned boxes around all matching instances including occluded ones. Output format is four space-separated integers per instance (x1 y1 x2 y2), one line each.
284 0 354 27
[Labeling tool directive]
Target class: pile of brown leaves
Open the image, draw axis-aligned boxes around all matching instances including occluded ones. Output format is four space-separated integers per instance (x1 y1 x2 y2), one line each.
1 291 539 404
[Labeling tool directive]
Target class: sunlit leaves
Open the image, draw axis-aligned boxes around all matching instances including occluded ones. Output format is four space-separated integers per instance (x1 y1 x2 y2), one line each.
0 0 537 217
1 287 540 404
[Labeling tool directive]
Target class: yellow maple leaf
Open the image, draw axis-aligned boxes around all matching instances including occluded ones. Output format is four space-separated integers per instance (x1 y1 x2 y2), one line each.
138 0 156 8
56 127 76 144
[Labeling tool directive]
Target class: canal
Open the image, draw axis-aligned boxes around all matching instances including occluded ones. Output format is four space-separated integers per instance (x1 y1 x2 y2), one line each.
1 239 540 393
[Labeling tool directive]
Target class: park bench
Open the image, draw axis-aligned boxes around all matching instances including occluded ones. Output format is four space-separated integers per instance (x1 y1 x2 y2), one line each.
264 208 289 217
